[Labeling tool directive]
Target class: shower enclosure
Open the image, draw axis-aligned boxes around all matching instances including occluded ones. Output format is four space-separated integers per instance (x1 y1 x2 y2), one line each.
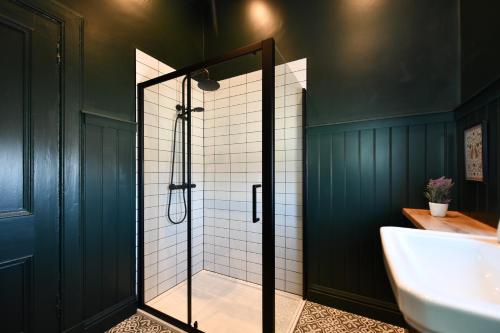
137 38 306 333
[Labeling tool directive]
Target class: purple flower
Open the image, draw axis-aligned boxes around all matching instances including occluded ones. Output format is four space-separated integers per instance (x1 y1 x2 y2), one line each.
424 177 454 204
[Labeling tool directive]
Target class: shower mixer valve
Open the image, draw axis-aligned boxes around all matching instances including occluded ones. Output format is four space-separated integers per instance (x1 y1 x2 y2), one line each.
169 183 197 190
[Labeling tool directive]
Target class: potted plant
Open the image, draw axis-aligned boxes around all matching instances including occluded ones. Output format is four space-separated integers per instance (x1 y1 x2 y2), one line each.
424 177 454 217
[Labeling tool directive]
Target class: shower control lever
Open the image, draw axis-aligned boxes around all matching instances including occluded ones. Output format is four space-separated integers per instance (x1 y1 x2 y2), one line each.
169 183 196 190
252 184 261 223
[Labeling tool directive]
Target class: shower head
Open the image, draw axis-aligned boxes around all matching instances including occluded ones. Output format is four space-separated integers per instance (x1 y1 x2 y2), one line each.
198 78 220 92
194 68 220 92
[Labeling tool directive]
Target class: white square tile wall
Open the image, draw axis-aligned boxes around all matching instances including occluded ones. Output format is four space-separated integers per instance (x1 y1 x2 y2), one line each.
137 49 306 300
203 59 306 295
136 49 204 302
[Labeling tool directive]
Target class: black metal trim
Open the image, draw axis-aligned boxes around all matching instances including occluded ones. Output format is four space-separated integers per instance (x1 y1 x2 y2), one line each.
137 86 145 307
252 184 261 223
182 77 187 187
137 41 262 89
261 38 275 333
186 75 193 326
140 305 204 333
81 109 137 126
82 111 137 131
137 38 276 333
302 88 308 299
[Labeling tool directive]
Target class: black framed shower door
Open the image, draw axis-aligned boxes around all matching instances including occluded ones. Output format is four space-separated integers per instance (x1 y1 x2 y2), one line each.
137 38 276 333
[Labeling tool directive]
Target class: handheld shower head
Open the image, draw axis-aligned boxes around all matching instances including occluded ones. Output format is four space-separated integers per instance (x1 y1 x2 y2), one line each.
175 104 204 113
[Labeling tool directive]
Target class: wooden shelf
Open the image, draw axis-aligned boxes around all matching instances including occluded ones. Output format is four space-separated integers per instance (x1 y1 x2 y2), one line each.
402 208 497 237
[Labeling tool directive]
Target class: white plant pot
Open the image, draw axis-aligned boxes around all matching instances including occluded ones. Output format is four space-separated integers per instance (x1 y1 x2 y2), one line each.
429 202 448 217
497 219 500 242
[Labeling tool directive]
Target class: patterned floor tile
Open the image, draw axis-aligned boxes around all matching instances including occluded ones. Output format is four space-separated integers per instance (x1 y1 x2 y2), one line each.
106 313 181 333
293 301 406 333
109 302 406 333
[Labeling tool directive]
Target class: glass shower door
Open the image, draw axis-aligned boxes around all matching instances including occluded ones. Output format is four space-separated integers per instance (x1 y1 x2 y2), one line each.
274 48 307 333
189 51 266 333
140 74 191 326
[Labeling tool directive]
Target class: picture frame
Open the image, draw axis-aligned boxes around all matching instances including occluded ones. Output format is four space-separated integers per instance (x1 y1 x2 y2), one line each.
464 121 488 182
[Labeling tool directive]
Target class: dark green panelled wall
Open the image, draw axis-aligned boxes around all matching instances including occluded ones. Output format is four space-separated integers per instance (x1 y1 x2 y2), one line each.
80 113 136 332
307 112 456 324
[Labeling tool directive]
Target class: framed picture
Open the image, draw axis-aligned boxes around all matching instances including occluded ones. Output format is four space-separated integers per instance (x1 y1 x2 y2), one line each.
464 121 487 182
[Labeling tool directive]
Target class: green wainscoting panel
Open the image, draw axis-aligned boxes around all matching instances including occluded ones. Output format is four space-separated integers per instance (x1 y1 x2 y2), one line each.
81 112 136 332
306 111 456 325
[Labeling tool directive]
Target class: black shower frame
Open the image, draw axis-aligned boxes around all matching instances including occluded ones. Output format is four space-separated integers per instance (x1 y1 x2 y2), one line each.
137 38 276 333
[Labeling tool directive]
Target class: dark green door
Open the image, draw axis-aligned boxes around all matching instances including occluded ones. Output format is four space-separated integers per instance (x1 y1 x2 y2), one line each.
0 2 61 332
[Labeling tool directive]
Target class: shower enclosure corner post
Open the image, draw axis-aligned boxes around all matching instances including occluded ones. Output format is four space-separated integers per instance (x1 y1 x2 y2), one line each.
137 84 145 307
186 74 193 327
302 88 308 300
262 37 276 333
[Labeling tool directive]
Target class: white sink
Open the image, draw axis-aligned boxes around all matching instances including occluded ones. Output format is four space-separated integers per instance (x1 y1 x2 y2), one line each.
380 227 500 333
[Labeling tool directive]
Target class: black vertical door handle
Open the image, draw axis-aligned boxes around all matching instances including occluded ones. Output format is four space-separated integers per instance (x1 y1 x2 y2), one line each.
252 184 262 223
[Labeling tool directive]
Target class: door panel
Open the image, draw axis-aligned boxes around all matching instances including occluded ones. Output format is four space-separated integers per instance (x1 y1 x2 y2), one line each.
0 6 31 216
0 2 61 332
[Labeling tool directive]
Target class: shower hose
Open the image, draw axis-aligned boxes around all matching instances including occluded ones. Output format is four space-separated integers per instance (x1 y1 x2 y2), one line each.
166 114 187 224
